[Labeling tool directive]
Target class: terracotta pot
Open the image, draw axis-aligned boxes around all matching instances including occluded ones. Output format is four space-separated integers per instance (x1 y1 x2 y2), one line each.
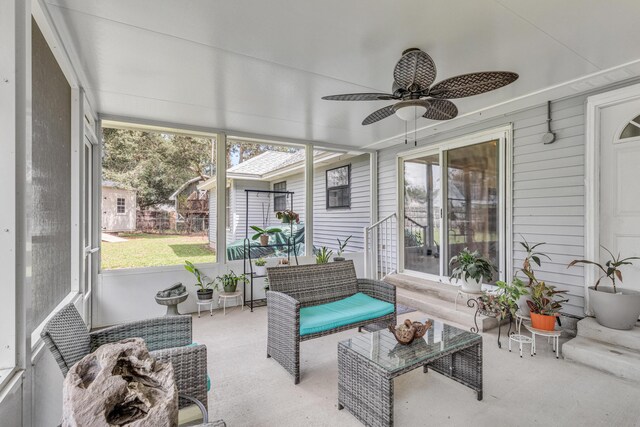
259 234 269 246
530 312 556 331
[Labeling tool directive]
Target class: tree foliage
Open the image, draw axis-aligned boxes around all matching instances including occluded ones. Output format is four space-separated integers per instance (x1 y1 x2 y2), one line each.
102 129 299 210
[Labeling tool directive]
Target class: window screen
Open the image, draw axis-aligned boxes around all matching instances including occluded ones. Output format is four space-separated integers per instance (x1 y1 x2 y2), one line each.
326 165 350 209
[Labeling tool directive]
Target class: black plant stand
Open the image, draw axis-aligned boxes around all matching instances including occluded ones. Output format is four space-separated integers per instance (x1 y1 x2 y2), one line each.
468 297 512 348
242 189 299 312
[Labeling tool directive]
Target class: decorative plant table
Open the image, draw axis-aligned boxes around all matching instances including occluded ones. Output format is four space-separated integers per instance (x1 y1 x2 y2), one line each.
196 299 214 318
218 291 243 315
524 324 562 359
468 296 513 348
508 311 533 357
338 319 482 427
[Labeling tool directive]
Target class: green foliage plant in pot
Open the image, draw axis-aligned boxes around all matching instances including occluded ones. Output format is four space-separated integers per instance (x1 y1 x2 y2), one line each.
517 236 551 315
526 281 569 331
184 260 217 301
477 278 528 320
449 248 497 293
254 257 267 277
250 225 282 246
275 210 300 224
315 247 333 264
216 270 248 293
568 248 640 330
333 235 352 262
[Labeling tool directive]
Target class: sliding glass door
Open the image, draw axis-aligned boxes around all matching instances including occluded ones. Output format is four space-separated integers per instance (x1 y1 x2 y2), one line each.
403 153 441 275
402 137 503 283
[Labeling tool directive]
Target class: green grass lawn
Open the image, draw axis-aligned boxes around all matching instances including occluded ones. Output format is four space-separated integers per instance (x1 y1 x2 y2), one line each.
102 233 216 269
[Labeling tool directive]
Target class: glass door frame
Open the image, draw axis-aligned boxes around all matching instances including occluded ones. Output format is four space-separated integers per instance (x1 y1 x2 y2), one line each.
397 125 512 285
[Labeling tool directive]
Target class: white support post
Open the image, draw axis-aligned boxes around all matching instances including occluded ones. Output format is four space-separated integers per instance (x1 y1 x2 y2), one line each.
304 145 314 257
216 133 227 264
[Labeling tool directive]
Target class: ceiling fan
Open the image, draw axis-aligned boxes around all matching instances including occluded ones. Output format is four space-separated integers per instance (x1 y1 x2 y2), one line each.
322 48 518 126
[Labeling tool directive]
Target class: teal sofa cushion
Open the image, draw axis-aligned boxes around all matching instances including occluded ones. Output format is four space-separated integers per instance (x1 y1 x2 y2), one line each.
299 292 394 336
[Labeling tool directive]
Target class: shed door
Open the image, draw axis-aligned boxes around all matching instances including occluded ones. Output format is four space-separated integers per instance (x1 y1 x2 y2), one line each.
599 98 640 292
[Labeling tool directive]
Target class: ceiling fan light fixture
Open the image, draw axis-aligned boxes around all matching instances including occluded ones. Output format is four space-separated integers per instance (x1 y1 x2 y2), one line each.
395 105 427 121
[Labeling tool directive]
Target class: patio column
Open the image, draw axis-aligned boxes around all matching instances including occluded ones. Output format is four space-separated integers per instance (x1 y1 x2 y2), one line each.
216 132 227 263
304 145 313 257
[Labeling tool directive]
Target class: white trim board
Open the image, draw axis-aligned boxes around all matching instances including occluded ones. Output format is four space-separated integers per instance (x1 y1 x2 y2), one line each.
584 82 640 316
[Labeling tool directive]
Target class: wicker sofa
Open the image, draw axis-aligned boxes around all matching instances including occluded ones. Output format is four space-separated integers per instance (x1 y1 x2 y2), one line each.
266 261 396 384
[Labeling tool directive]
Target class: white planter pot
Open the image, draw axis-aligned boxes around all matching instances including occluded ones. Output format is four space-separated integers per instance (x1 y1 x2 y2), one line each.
589 286 640 330
461 277 482 293
518 294 531 316
254 265 267 277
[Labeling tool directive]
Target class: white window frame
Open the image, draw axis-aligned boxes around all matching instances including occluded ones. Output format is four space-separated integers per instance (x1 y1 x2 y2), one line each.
397 125 513 286
116 197 126 215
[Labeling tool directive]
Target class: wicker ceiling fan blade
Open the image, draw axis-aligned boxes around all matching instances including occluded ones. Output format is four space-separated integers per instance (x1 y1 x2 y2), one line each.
322 93 397 101
422 99 458 120
429 71 518 99
393 49 437 91
362 104 397 125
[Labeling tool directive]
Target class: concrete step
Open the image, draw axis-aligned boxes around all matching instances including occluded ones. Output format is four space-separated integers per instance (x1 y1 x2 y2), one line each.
576 317 640 352
385 274 462 304
396 288 499 332
563 336 640 382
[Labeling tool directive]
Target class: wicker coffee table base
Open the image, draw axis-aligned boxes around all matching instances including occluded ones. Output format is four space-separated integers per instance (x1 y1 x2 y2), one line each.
338 340 483 427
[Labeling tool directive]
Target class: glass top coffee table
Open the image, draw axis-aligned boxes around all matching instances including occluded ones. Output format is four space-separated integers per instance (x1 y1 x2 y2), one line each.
338 319 482 427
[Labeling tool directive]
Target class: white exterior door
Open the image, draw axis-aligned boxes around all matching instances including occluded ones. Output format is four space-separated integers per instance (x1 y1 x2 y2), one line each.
598 98 640 293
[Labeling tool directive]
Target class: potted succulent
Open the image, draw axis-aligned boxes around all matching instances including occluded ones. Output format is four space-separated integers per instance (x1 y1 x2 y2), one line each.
449 248 497 292
315 247 333 264
250 225 282 246
276 209 300 224
526 281 569 331
517 237 551 315
184 260 216 300
215 270 248 293
254 257 267 276
568 248 640 330
333 235 352 262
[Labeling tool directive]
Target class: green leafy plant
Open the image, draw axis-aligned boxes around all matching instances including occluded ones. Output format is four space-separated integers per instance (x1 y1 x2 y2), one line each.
215 270 248 292
276 209 300 224
336 235 353 256
518 236 551 286
526 281 569 315
315 247 333 264
250 225 282 240
568 247 640 293
254 257 267 267
449 248 496 283
184 260 216 292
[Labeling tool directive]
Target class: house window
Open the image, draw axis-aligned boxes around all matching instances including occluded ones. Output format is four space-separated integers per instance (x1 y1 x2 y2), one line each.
273 181 287 211
619 114 640 140
117 197 125 214
326 165 351 209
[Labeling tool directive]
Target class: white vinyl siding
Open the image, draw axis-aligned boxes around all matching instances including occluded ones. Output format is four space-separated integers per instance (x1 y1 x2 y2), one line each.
378 95 589 317
230 180 271 243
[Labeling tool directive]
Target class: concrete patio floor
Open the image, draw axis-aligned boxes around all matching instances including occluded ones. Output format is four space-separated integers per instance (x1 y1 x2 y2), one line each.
194 307 640 427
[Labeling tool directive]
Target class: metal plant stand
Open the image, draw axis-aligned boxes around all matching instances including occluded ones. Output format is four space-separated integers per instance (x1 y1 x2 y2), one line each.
338 320 482 427
468 297 512 348
242 189 299 312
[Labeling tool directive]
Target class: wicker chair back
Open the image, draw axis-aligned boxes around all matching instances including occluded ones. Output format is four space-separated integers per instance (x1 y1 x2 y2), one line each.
267 261 358 307
40 303 91 376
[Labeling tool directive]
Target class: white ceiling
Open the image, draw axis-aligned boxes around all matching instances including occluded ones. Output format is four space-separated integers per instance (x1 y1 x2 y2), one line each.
46 0 640 148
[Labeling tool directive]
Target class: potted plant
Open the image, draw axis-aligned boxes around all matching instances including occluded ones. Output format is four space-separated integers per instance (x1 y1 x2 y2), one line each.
216 270 248 293
250 225 282 246
276 210 300 224
449 248 497 292
568 248 640 330
333 235 352 262
477 278 528 320
517 237 551 315
254 257 267 276
315 247 333 264
184 260 216 300
526 281 569 331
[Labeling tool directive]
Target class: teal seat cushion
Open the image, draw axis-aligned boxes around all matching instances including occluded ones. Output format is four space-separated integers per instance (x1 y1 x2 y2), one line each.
300 292 394 336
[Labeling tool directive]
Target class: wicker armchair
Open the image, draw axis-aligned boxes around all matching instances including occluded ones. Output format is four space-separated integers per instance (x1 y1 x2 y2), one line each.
266 261 396 384
41 303 208 410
